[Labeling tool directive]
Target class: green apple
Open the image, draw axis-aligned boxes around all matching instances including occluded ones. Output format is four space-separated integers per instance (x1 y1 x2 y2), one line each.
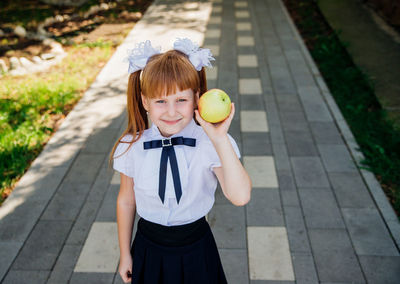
198 89 232 123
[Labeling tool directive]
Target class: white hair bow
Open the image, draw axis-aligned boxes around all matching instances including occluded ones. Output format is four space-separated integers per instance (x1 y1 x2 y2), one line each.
173 38 215 71
125 40 161 74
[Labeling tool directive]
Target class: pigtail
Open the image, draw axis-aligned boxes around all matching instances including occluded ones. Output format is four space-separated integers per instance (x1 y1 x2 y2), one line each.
108 70 149 167
198 68 208 96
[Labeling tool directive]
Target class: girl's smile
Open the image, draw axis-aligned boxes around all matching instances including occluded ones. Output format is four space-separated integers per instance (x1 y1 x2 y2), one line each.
141 88 197 137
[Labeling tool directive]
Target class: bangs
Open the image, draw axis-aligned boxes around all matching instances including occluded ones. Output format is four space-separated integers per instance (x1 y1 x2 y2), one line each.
141 50 200 98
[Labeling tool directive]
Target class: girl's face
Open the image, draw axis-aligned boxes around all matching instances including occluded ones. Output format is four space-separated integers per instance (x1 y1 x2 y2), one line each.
141 88 197 137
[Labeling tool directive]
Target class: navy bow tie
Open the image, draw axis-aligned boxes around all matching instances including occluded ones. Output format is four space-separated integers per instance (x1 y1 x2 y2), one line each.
143 136 196 204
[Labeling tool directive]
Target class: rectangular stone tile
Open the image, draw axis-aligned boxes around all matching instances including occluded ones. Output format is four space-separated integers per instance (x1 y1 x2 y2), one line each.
219 249 249 284
205 29 221 38
284 130 318 156
280 111 308 131
240 94 265 110
208 204 246 249
237 45 256 54
66 200 102 246
235 11 250 18
278 170 300 207
47 245 82 284
242 132 272 156
239 78 262 94
241 111 268 132
204 44 219 56
0 242 22 281
208 16 222 24
3 270 50 284
238 36 255 46
309 121 343 144
238 55 258 67
41 183 91 220
12 220 72 270
275 94 302 113
298 86 333 122
308 229 365 283
291 157 330 188
248 227 295 280
81 128 120 154
87 165 114 201
244 156 278 188
284 206 311 253
234 1 248 8
246 188 284 226
74 222 119 272
69 272 115 284
96 184 119 222
212 5 222 13
342 208 398 256
236 22 252 31
299 188 345 229
328 172 375 208
239 67 260 79
206 66 218 80
291 253 319 284
318 145 358 173
359 256 400 283
63 153 106 184
272 144 291 171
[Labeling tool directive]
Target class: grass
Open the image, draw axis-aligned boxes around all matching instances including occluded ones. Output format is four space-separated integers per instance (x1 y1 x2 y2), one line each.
0 41 114 203
282 0 400 217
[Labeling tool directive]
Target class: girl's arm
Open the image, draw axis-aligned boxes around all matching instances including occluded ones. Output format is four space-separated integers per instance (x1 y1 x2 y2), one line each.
195 103 252 206
117 173 136 283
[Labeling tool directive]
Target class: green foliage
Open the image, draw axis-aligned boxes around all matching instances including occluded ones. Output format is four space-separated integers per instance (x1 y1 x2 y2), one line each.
0 44 113 203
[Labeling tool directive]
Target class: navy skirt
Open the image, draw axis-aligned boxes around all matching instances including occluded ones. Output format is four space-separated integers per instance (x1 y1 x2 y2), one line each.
130 216 227 284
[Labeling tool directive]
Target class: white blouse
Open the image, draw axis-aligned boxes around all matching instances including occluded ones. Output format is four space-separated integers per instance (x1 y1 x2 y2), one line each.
113 119 241 226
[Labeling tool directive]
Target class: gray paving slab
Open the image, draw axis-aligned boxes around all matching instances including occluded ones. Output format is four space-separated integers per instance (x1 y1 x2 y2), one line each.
358 255 400 284
2 270 50 284
284 206 311 253
242 132 272 156
219 249 249 284
47 244 82 284
309 121 344 144
246 188 284 226
318 144 358 173
239 67 260 78
291 253 319 284
291 157 330 188
208 204 247 249
96 184 119 222
308 229 365 283
63 153 107 184
0 242 22 281
298 187 345 229
284 130 318 156
69 272 114 284
272 144 291 171
280 111 309 132
342 208 398 256
278 170 300 207
328 172 375 208
240 94 266 110
12 220 72 270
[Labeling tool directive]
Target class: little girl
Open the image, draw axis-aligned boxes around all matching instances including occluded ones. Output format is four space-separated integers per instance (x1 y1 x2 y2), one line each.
110 38 252 284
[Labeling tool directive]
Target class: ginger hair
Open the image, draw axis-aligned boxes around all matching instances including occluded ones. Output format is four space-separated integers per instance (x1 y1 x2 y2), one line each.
109 50 208 166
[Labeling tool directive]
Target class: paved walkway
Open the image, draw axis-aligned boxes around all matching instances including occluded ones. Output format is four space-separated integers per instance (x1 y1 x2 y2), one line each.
1 0 399 283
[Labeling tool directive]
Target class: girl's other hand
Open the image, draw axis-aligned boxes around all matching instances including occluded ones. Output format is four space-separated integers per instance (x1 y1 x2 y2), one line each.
119 255 133 283
195 102 235 144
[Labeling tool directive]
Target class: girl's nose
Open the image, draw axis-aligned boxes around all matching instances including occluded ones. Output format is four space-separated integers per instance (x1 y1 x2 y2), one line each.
167 102 177 116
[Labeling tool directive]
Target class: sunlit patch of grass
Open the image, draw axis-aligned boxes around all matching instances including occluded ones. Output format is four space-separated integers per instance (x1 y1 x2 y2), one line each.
0 40 114 204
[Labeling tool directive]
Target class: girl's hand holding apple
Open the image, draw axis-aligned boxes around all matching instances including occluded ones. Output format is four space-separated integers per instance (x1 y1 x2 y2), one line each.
195 89 235 144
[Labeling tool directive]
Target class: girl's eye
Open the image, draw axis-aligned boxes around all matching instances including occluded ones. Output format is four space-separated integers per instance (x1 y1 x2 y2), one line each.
156 100 166 103
178 99 187 102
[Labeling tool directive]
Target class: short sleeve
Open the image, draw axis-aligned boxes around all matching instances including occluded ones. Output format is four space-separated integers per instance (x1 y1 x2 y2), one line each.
113 135 135 178
206 134 241 169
